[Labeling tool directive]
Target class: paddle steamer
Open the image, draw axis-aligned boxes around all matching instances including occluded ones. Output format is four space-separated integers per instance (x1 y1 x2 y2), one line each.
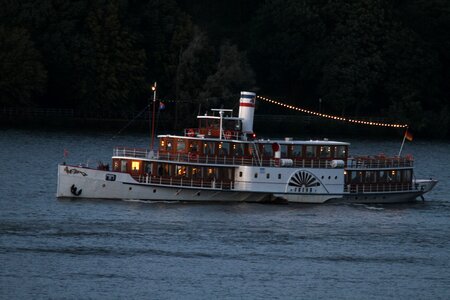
57 92 437 203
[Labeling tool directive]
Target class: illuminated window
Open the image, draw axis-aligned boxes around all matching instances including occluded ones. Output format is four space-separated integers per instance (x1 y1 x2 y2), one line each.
132 161 140 171
319 146 331 158
336 146 346 158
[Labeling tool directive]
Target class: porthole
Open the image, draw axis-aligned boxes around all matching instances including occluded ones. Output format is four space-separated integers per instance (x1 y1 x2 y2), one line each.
239 171 243 177
153 189 156 193
328 176 331 179
254 173 258 178
266 173 270 179
129 187 132 190
278 174 281 179
321 176 324 179
335 176 337 179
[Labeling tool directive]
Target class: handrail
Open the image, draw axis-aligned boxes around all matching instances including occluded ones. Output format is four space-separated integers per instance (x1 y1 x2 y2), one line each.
347 157 413 168
344 183 415 193
133 174 234 190
113 147 413 169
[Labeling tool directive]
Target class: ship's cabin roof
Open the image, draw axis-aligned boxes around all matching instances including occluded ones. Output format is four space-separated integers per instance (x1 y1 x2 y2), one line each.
157 134 349 146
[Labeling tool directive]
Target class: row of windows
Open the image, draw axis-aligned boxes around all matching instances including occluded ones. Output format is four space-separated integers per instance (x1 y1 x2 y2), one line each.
346 170 412 184
160 138 347 159
238 171 283 179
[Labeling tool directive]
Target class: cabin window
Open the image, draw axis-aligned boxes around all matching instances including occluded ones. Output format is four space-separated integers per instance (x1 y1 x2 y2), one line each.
391 170 401 182
207 167 214 179
336 146 346 158
176 165 187 177
266 173 270 179
239 171 243 177
378 171 386 182
156 164 163 176
319 146 332 158
350 171 360 183
120 160 128 172
164 164 173 176
261 144 273 157
189 140 200 153
403 170 412 183
233 143 245 156
365 171 376 183
176 139 186 152
246 144 253 156
305 146 316 158
220 168 233 181
219 142 230 156
254 173 258 178
280 144 288 158
278 174 281 179
291 145 302 157
131 161 140 171
204 142 215 156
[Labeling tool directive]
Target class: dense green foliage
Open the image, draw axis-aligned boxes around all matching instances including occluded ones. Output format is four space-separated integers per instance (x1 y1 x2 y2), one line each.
0 0 449 137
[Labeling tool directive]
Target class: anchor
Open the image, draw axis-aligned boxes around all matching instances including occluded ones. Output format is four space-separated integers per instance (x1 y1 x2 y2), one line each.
70 184 82 196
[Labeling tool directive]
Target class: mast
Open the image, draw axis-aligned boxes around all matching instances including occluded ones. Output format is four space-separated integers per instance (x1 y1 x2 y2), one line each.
151 82 157 151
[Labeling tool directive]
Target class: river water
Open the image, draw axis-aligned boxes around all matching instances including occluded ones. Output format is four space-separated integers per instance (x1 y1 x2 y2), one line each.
1 129 449 299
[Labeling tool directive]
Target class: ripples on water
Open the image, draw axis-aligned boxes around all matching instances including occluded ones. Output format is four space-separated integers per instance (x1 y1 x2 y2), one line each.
1 129 449 299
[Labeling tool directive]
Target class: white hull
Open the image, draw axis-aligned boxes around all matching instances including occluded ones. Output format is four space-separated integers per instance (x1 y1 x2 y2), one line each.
57 165 271 202
57 165 435 204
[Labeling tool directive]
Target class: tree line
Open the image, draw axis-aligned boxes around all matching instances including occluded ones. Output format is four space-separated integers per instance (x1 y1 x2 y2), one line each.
1 0 449 137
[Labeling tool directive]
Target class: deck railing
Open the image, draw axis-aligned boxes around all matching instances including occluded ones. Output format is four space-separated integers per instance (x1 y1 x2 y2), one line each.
132 174 234 190
114 147 341 169
347 156 413 168
114 147 414 169
344 183 414 193
114 147 151 158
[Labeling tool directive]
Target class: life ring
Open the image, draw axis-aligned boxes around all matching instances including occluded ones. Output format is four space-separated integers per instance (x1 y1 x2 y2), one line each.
187 129 195 137
224 130 232 139
189 152 198 160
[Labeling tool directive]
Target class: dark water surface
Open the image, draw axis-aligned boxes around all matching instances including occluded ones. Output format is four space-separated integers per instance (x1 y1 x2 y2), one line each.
1 129 449 299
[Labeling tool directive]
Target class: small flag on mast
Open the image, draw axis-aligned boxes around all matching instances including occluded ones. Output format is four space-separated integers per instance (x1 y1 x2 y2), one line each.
405 129 413 141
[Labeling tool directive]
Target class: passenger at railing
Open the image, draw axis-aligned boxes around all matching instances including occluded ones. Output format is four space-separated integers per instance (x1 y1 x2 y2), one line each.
157 165 163 176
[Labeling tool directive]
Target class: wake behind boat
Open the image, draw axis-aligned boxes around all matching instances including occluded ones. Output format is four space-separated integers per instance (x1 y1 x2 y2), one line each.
56 92 437 203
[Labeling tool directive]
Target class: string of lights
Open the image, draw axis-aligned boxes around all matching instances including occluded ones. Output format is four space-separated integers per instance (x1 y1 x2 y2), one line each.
257 95 408 128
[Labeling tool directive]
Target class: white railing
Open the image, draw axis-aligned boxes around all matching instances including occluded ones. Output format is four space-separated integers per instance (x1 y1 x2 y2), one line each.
347 157 413 169
113 147 151 158
133 175 234 190
344 183 414 193
113 147 346 169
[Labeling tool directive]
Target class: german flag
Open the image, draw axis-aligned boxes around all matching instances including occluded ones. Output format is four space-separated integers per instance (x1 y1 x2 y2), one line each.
405 129 413 141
